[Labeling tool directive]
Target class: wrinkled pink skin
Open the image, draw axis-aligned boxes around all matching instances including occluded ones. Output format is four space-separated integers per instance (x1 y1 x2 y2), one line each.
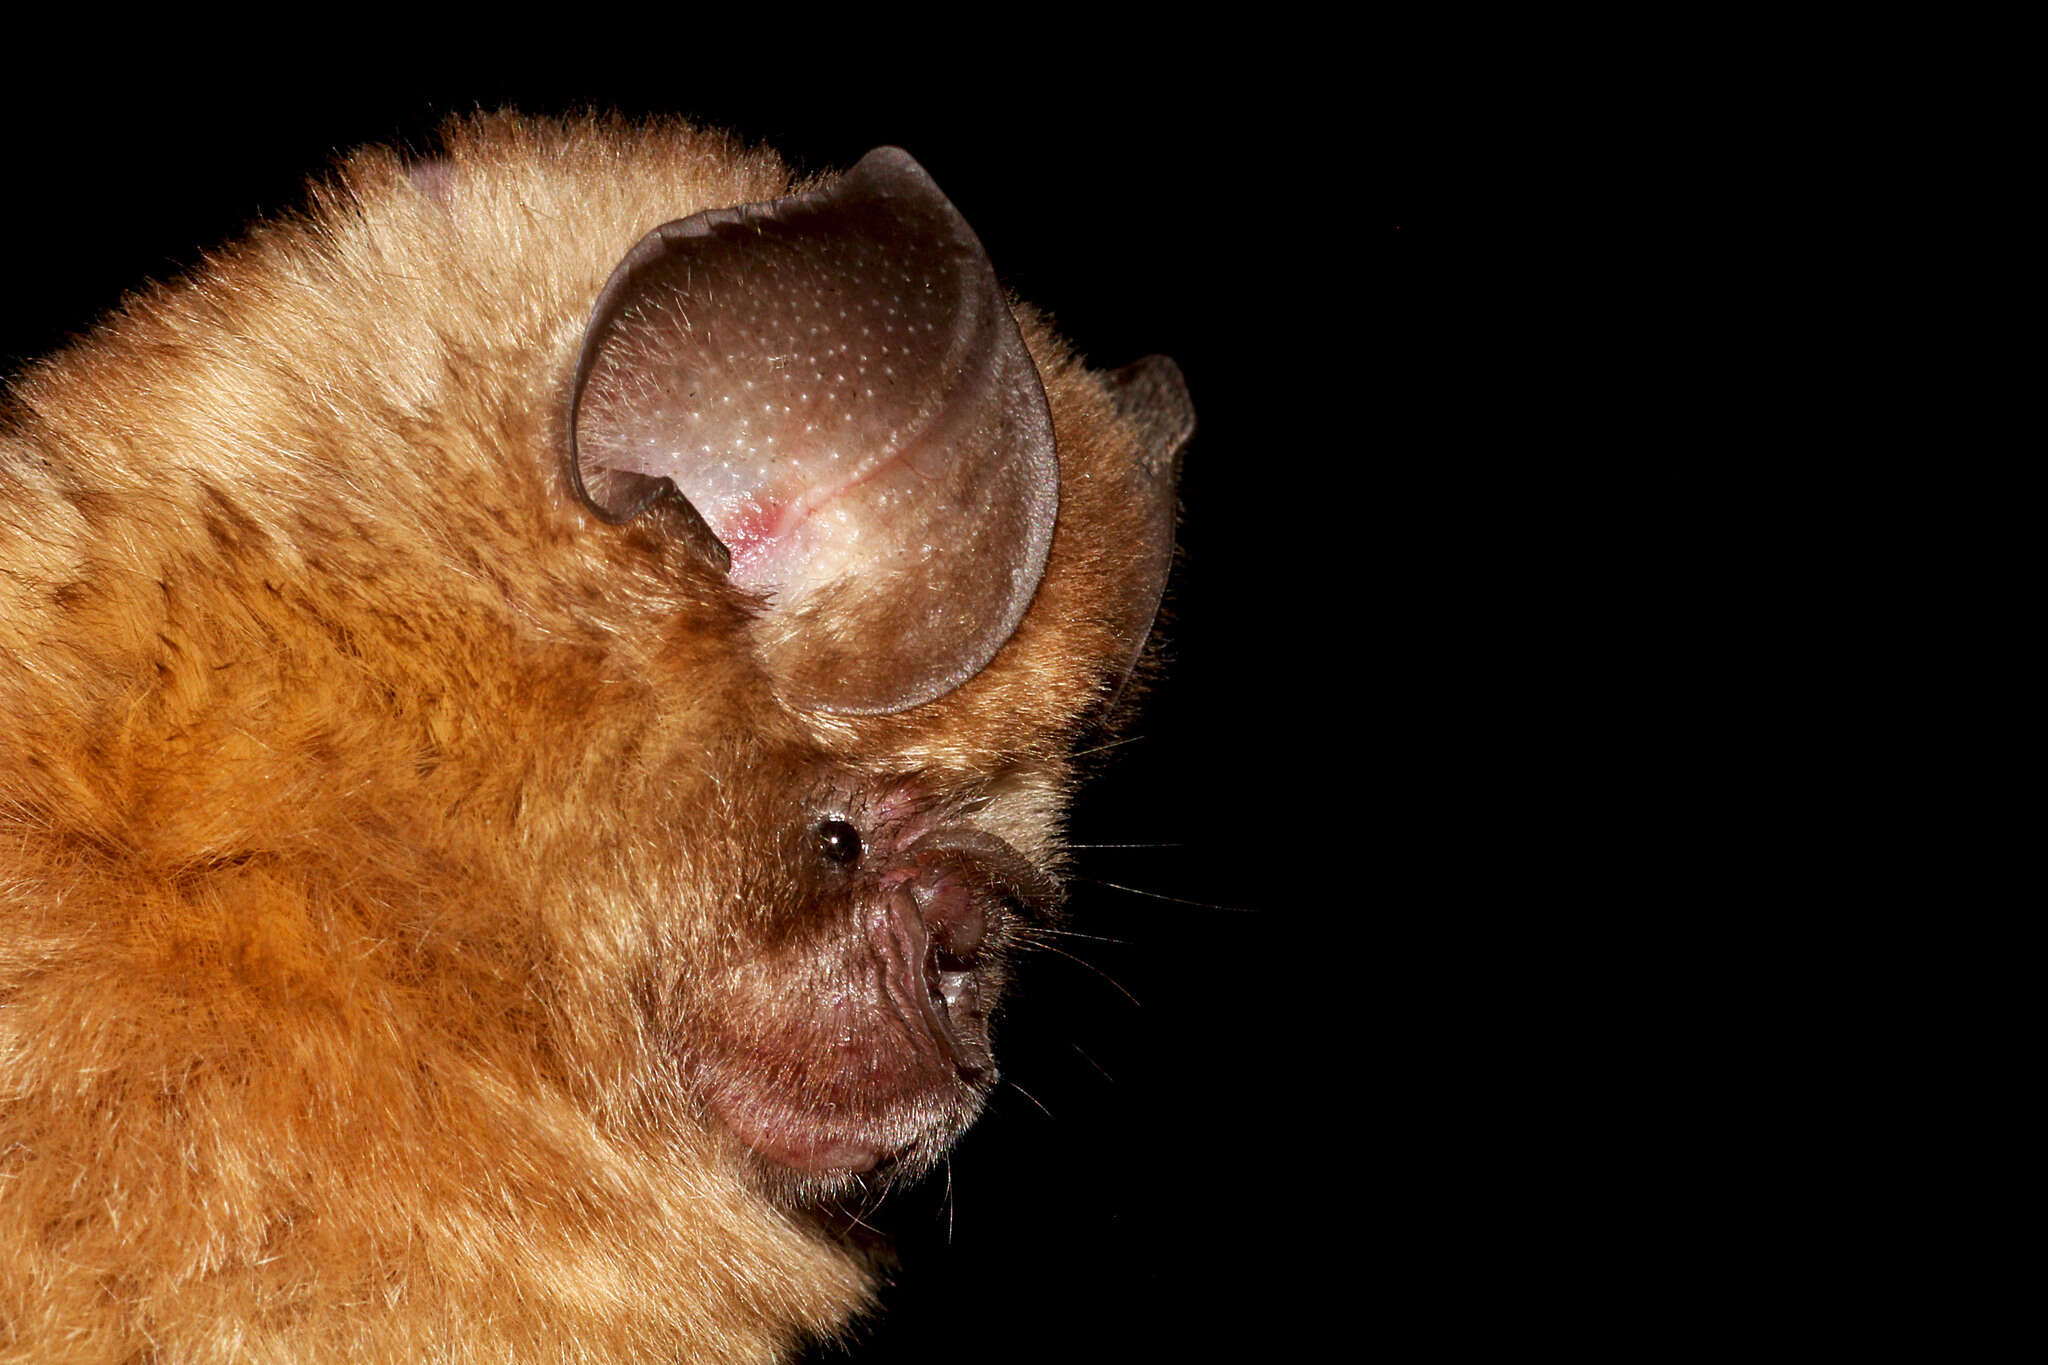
688 780 1047 1193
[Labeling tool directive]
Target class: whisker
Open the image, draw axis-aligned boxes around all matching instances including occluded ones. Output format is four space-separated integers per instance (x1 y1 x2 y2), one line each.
1070 876 1260 913
1067 841 1185 850
1033 942 1143 1007
840 1177 890 1242
1069 733 1149 760
1070 1042 1115 1084
1032 927 1129 946
1005 1079 1054 1120
831 1192 883 1238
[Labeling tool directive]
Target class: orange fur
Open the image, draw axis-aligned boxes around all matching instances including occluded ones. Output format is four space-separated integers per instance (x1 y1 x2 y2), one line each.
0 113 1171 1361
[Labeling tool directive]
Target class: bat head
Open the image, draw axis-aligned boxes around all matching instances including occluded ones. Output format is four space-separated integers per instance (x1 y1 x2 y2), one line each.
527 133 1194 1200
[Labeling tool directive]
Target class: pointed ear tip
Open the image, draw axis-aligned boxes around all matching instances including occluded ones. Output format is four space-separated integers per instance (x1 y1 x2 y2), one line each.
851 145 934 183
1127 353 1190 392
1108 354 1197 449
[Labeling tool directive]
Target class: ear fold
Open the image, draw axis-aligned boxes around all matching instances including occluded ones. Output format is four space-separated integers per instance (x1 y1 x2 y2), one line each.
569 148 1058 716
1100 355 1194 693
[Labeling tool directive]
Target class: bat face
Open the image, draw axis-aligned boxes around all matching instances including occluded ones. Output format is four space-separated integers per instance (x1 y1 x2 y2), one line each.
670 762 1051 1194
0 113 1188 1360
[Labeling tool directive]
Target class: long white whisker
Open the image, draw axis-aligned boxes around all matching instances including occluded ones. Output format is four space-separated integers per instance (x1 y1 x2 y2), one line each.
1005 1079 1054 1120
1070 877 1259 913
1033 942 1142 1007
1069 733 1149 760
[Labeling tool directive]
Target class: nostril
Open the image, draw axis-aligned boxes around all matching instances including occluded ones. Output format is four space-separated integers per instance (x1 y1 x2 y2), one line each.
914 880 988 965
925 916 983 1006
915 896 987 1018
935 908 985 965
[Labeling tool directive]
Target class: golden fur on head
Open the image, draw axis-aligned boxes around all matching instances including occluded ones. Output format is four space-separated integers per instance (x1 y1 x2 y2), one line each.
0 113 1179 1361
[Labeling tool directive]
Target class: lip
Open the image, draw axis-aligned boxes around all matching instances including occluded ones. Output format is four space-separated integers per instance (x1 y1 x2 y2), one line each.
703 1087 882 1174
732 1119 884 1175
701 1082 954 1178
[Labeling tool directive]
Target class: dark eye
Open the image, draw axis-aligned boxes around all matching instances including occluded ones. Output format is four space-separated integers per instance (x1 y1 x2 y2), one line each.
814 819 862 868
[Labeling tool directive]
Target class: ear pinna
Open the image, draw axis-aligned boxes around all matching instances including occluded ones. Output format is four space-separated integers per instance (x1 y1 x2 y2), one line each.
570 148 1059 716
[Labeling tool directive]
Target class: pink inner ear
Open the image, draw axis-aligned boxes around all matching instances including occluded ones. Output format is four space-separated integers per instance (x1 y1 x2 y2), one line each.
572 149 1057 715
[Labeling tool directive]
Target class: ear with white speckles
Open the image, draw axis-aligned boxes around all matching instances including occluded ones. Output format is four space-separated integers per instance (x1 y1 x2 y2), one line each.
569 148 1059 716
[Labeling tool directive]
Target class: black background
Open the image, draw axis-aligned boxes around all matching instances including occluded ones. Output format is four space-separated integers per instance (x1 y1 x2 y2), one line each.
4 51 1434 1360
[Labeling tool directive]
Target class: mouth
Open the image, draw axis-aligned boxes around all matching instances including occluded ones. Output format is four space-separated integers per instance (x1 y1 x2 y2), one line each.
681 818 1054 1197
703 1081 987 1184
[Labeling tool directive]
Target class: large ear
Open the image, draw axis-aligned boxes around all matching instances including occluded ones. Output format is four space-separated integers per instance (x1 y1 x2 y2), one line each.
1100 355 1194 692
569 148 1058 715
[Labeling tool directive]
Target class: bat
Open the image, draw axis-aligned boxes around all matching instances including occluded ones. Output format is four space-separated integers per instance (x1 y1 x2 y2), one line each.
0 112 1190 1362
